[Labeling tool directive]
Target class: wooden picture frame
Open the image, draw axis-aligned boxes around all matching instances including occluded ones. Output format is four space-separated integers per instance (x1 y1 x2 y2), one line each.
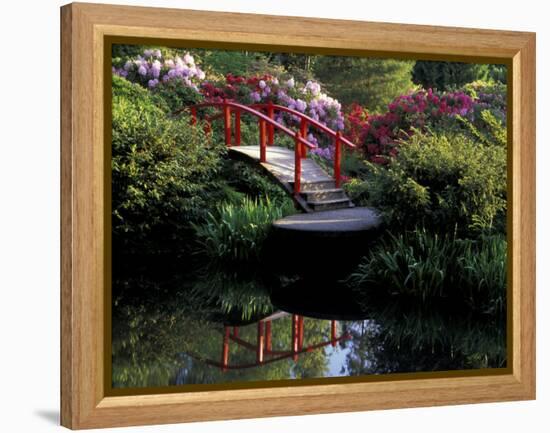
61 2 536 429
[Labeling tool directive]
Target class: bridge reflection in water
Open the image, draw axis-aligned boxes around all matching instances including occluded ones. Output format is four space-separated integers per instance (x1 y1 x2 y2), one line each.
186 312 350 372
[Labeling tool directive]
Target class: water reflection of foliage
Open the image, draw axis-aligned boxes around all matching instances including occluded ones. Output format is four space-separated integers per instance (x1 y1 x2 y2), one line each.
342 302 506 376
188 265 274 323
112 277 196 388
112 270 333 388
343 229 506 375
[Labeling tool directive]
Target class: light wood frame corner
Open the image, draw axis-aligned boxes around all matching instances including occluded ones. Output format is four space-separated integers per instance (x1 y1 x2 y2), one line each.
61 2 536 429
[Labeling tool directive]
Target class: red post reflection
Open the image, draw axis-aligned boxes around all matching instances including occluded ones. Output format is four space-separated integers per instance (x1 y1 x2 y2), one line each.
221 326 230 372
209 314 351 372
257 321 265 364
331 320 337 347
265 321 272 352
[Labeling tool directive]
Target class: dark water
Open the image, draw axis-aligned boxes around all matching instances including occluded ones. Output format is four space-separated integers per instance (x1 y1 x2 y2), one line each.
111 261 506 389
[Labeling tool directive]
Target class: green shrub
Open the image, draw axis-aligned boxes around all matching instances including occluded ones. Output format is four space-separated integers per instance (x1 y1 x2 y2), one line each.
111 75 226 251
112 73 169 111
458 80 507 147
343 178 371 205
357 129 507 236
192 197 295 264
348 229 506 315
197 49 263 77
223 161 291 206
151 79 204 113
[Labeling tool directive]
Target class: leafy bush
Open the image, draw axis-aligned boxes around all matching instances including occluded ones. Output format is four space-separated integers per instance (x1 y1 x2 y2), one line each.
344 84 507 164
457 109 507 148
352 89 475 163
111 75 226 251
223 161 291 206
356 129 507 235
459 81 507 147
151 79 203 113
462 81 507 121
348 229 506 315
113 49 206 90
192 197 295 264
197 49 263 77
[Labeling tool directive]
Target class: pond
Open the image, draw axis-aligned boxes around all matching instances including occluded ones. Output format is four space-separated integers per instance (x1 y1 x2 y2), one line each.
111 262 507 390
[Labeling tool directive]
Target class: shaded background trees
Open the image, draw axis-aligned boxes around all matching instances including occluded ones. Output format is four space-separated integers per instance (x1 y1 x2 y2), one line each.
313 56 415 112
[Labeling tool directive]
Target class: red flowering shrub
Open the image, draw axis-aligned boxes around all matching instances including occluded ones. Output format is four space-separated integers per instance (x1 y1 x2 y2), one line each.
346 89 476 164
344 103 369 145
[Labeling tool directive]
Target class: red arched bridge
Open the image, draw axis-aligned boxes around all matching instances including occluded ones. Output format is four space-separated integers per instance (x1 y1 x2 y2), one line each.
174 101 357 213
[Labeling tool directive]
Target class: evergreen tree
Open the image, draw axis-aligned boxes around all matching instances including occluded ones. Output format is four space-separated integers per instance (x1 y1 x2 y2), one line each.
313 56 414 112
412 60 502 90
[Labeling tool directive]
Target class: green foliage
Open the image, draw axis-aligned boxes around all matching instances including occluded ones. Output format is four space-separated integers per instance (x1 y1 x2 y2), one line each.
189 268 274 321
197 49 266 77
111 75 226 251
487 64 508 84
112 44 148 62
111 73 169 111
348 229 506 314
356 129 507 235
151 79 204 113
458 109 507 148
343 178 371 205
341 149 368 177
268 52 317 82
412 61 496 90
192 197 295 264
343 308 506 375
313 56 415 112
223 160 292 206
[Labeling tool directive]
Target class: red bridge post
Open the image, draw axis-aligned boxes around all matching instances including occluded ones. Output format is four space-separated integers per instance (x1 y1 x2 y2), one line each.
294 132 302 195
234 109 241 146
260 119 267 162
190 106 197 125
300 118 308 158
267 101 275 145
334 131 342 187
223 101 232 147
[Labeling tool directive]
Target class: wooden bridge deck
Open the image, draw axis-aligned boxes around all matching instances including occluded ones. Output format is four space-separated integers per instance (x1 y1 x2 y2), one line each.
228 145 353 213
229 145 332 184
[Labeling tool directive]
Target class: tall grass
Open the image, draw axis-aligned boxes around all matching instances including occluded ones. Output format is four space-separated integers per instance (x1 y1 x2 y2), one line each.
348 229 506 315
192 196 295 264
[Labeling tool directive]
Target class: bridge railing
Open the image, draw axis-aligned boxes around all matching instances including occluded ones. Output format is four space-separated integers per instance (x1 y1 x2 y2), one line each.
174 100 353 192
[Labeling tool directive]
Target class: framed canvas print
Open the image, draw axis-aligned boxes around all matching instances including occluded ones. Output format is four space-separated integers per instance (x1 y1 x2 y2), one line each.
60 2 536 429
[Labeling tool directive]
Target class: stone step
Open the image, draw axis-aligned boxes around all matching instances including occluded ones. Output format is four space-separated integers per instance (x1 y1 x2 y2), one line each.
291 180 336 192
300 188 346 202
307 198 354 212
